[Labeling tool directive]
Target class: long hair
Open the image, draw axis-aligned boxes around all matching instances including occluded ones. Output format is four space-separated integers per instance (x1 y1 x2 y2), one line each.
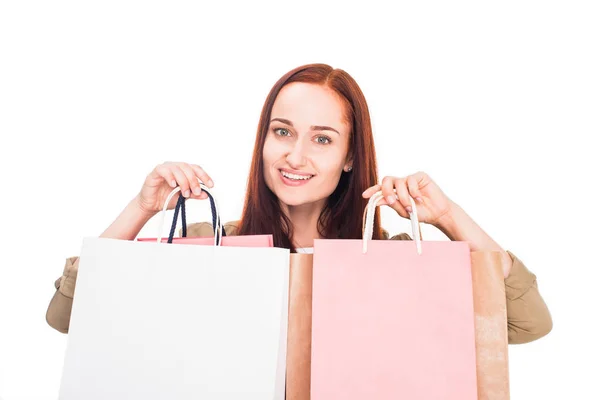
237 63 383 250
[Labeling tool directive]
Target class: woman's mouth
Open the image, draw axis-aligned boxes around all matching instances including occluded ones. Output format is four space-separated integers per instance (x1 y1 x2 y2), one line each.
279 169 314 186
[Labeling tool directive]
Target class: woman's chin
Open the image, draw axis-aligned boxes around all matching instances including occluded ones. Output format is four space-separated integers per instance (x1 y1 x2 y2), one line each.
276 192 307 207
275 190 329 210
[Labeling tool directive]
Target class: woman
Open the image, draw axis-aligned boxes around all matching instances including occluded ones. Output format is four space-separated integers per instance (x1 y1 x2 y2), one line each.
46 63 552 344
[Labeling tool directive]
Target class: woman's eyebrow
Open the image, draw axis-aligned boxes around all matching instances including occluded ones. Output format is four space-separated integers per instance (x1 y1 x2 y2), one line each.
270 117 340 135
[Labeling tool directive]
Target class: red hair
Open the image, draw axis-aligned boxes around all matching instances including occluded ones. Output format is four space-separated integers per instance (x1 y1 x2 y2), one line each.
238 63 383 250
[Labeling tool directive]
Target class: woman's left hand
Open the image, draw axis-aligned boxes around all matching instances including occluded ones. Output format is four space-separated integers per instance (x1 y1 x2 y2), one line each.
362 171 454 226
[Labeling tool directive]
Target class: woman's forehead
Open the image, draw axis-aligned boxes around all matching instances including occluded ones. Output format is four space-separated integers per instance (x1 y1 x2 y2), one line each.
271 82 349 132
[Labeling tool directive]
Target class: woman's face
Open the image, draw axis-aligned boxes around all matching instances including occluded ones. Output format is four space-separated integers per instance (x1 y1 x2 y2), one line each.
262 82 352 208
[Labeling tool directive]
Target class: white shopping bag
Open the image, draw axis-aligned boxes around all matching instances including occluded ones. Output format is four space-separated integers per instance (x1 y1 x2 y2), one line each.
59 184 290 399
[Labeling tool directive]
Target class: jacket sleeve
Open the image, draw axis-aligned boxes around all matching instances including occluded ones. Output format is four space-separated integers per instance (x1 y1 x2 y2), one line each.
388 232 552 345
46 256 79 333
503 250 553 344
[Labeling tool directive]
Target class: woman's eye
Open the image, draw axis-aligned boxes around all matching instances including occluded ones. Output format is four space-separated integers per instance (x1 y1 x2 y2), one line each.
315 136 332 145
274 128 291 137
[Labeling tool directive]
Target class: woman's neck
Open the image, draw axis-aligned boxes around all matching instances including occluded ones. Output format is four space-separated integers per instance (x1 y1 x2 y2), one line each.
281 200 325 249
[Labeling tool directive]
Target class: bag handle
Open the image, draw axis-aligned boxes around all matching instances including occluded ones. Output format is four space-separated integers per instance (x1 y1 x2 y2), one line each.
166 190 226 243
362 190 422 255
156 182 224 246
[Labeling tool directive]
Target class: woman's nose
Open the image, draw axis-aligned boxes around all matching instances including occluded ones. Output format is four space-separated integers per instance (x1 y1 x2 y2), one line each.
285 141 308 168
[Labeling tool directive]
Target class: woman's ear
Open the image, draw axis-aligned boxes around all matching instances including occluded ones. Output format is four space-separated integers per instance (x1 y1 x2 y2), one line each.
343 157 353 172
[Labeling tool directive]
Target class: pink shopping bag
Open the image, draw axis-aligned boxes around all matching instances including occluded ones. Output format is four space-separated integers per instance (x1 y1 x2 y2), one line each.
137 235 273 247
310 192 478 399
137 183 273 248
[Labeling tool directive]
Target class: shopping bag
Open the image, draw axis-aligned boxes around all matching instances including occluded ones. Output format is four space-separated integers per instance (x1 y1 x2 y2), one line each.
137 188 273 247
59 184 290 400
286 253 313 400
471 251 510 399
310 191 478 399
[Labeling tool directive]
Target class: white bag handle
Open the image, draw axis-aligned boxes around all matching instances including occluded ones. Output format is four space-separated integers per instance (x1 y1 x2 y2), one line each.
156 181 223 246
362 190 422 255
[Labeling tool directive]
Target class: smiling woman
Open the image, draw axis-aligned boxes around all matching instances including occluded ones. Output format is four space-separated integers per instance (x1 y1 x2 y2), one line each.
239 65 380 250
47 63 552 348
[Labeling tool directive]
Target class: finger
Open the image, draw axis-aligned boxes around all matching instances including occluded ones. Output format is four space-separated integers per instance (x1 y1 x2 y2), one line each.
394 178 413 216
381 176 397 206
376 197 387 207
170 166 191 198
386 193 408 218
154 165 177 188
190 164 214 188
178 163 203 197
362 184 381 199
406 175 423 203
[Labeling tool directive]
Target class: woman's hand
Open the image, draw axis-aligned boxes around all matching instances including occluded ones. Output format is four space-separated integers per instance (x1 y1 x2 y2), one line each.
362 171 454 226
136 162 214 215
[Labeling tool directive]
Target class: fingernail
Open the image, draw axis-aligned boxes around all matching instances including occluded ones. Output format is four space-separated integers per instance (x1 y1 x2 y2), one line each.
416 197 423 203
184 190 191 198
406 206 413 213
193 187 201 196
387 195 396 205
207 180 214 188
171 180 177 188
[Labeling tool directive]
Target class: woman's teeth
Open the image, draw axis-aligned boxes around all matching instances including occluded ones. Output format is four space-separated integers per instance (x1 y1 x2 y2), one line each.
281 171 313 180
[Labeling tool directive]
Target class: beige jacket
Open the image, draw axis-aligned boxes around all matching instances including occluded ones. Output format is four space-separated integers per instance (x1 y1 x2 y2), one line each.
46 221 553 344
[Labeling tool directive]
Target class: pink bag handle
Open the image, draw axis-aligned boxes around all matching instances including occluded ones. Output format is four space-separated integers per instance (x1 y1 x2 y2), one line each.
156 181 223 246
362 190 422 255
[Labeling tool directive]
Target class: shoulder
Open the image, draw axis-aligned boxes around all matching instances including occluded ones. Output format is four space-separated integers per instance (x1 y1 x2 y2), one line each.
183 222 410 241
384 229 412 241
182 220 240 237
370 227 412 241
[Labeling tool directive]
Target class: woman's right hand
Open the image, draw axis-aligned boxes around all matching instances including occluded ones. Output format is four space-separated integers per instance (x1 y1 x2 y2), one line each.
136 162 214 215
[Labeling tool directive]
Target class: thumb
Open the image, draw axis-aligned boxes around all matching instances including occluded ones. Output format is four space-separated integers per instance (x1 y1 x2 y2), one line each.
362 185 382 199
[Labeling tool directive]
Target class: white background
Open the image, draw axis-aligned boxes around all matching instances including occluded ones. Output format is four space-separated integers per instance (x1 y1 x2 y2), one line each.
1 1 598 399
